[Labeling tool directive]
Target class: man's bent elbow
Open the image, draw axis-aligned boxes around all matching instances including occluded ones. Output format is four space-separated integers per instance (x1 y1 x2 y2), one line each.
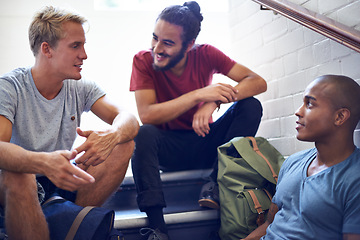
256 75 267 94
138 112 160 126
260 79 267 94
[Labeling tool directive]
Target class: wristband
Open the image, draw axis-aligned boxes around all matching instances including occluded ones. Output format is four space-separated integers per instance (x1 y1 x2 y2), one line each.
216 101 221 112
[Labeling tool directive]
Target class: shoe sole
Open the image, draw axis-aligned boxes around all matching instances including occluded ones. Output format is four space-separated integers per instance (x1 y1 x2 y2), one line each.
198 198 220 209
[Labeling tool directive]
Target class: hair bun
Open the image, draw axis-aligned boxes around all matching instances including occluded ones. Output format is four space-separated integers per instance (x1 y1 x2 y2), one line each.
183 1 203 22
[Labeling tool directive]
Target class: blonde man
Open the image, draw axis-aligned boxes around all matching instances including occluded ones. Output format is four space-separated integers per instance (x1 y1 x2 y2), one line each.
0 6 139 239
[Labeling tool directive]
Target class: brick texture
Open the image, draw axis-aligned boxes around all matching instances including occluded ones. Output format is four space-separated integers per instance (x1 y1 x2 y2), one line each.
229 0 360 155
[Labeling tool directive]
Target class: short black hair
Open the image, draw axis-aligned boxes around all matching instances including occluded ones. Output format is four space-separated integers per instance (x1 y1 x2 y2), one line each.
315 75 360 130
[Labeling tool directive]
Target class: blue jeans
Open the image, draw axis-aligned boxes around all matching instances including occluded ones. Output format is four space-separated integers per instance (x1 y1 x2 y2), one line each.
131 97 262 211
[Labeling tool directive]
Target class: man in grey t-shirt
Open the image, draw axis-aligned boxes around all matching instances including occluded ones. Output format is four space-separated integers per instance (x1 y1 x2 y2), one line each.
0 6 139 240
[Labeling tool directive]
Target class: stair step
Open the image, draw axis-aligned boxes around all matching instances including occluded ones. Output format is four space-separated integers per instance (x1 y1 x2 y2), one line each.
114 209 219 229
103 169 220 239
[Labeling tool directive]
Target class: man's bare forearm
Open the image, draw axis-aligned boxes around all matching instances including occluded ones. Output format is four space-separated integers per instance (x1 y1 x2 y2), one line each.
0 141 45 173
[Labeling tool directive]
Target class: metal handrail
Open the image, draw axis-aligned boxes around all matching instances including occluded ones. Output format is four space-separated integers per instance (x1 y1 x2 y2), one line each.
252 0 360 53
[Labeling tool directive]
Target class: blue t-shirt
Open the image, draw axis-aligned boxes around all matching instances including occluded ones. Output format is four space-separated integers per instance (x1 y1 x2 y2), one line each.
262 147 360 240
0 67 105 152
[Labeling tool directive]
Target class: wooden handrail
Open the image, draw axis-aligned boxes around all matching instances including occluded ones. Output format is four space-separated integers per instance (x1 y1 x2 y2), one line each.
252 0 360 53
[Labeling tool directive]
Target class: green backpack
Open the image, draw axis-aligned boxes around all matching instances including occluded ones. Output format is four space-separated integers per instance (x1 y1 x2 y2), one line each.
217 137 285 240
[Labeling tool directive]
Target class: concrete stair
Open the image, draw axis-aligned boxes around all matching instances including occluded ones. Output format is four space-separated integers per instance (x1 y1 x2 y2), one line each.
103 169 221 240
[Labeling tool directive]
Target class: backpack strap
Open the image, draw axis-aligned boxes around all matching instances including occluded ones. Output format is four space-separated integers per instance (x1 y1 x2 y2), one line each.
263 189 273 201
248 190 263 215
65 206 95 240
246 137 278 182
248 190 265 226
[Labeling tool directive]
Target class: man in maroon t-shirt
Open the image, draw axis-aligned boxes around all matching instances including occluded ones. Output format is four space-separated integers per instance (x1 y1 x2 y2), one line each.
130 2 267 239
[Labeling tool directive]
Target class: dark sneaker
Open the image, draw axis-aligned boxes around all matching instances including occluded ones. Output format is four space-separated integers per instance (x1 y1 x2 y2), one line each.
140 228 170 240
0 230 8 240
198 181 220 209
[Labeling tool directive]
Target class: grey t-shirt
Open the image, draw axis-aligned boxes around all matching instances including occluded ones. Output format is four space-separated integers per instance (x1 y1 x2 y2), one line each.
0 67 105 152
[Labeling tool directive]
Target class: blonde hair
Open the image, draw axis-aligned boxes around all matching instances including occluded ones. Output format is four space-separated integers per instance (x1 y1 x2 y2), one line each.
29 6 87 56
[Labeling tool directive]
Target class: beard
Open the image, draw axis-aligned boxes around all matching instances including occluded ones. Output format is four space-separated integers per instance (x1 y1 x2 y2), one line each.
152 46 187 71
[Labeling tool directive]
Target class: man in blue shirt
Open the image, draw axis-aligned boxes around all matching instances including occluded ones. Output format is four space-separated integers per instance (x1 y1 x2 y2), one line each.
244 75 360 240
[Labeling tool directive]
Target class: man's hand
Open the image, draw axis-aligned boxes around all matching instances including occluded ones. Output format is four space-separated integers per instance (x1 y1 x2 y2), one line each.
45 150 95 192
74 127 119 166
191 83 238 137
192 102 218 137
196 83 238 103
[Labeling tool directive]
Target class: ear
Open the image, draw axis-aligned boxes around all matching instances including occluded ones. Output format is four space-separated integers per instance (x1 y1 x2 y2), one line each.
334 108 350 126
185 39 195 53
40 42 52 58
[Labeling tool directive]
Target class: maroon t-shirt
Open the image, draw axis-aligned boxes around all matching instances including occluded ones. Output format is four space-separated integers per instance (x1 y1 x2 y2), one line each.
130 44 236 130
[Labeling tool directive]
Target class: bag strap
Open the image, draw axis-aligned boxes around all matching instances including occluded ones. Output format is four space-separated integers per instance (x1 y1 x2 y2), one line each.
42 195 65 207
65 206 95 240
248 190 265 226
248 190 263 215
263 189 272 201
246 137 278 182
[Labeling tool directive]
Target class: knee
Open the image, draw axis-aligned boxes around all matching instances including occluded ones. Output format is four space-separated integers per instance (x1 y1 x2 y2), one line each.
245 97 262 112
0 172 37 204
236 97 263 119
123 140 135 159
133 125 161 155
112 140 135 164
250 98 263 121
1 172 37 192
135 125 159 143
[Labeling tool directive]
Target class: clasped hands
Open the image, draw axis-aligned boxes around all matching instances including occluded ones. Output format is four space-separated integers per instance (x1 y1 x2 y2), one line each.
192 83 238 137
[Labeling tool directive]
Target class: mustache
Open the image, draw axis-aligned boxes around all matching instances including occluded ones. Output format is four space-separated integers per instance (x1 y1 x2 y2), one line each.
151 50 170 58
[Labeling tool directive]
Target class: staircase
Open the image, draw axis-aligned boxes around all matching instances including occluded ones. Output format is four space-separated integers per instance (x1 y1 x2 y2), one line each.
103 169 221 240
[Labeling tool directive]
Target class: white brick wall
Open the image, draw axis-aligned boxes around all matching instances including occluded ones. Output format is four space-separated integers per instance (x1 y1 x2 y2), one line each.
228 0 360 156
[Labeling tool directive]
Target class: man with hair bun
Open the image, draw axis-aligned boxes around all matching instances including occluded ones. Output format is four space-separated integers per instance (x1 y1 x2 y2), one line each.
130 1 266 239
243 75 360 240
0 6 139 239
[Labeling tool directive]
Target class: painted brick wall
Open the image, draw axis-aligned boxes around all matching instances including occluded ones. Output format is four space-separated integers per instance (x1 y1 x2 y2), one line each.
228 0 360 156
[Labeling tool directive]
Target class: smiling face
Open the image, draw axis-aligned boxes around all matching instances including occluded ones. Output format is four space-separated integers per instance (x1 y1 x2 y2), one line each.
49 21 87 80
151 19 188 72
295 80 338 143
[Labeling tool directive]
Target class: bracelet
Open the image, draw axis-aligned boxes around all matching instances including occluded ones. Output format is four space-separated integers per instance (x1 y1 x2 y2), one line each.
216 101 221 112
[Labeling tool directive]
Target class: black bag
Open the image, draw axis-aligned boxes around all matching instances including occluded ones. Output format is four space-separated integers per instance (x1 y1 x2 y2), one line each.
42 196 124 240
